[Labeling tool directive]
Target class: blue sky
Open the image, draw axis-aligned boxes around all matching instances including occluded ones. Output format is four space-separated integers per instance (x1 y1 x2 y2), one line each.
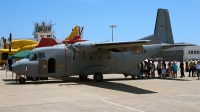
0 0 200 45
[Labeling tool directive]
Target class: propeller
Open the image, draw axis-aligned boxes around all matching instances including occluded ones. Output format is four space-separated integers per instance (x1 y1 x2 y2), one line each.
2 37 6 49
8 33 12 52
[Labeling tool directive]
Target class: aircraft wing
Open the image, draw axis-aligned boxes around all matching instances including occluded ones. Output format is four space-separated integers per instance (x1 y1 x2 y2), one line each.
68 40 150 53
95 40 150 52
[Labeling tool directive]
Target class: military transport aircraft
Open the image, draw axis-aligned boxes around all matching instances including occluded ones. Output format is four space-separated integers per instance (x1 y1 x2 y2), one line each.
9 8 187 84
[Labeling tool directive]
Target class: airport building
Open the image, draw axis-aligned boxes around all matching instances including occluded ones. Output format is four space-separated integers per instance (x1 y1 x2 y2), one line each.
154 46 200 61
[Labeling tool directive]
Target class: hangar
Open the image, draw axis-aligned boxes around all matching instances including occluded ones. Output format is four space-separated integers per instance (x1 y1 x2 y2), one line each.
154 45 200 61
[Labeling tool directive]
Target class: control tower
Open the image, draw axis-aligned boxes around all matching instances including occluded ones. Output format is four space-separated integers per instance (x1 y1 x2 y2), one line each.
33 21 56 42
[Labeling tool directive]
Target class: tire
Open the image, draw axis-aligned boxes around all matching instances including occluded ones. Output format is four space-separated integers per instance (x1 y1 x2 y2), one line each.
79 75 88 79
131 75 135 79
93 72 103 82
32 77 37 81
19 77 26 84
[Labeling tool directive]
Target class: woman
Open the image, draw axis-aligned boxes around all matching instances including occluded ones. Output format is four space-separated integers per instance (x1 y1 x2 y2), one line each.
157 60 162 78
180 61 185 77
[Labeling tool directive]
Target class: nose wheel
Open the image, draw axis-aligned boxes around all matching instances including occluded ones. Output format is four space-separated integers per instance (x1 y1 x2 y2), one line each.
19 77 26 84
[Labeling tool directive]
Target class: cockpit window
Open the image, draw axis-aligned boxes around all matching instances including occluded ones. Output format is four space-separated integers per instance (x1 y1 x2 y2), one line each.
25 53 34 59
25 52 45 61
38 53 45 59
30 53 38 61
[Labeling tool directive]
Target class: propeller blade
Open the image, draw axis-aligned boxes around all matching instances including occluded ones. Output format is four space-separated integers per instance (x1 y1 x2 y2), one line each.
9 33 12 52
2 37 6 49
9 33 12 42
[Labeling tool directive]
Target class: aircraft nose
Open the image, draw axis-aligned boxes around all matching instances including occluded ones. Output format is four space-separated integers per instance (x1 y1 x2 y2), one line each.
11 61 20 74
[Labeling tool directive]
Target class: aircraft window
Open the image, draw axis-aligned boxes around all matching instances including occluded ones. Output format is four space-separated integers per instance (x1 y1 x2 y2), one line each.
191 51 193 54
30 53 39 61
38 53 45 59
25 53 34 59
141 50 143 54
188 51 190 54
194 51 196 54
197 51 199 54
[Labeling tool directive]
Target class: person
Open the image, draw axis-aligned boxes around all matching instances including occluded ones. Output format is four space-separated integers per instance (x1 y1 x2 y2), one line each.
3 64 5 70
173 61 178 78
150 61 155 78
193 60 197 77
147 59 151 78
157 60 162 78
188 60 193 77
167 60 172 77
185 61 189 72
196 60 200 80
143 61 148 79
140 62 144 78
137 63 141 79
180 61 185 77
161 60 166 78
31 54 38 60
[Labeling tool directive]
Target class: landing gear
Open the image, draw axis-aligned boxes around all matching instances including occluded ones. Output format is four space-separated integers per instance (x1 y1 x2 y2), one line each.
123 73 129 78
79 75 88 79
19 77 26 84
131 75 136 79
93 72 103 82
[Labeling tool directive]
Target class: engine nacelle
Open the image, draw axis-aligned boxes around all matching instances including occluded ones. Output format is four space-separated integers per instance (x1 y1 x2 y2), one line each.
70 41 98 53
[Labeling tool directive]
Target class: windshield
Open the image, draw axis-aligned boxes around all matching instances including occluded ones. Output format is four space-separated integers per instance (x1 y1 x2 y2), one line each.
25 53 34 59
25 52 45 61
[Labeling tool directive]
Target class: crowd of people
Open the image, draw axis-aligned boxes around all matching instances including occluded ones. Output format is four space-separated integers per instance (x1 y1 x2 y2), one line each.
137 59 200 80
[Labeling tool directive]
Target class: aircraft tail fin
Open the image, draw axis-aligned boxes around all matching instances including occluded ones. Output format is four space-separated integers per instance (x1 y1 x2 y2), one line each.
65 25 84 41
139 8 174 44
63 25 86 44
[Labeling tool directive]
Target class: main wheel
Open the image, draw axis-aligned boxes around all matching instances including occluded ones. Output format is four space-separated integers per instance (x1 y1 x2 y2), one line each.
19 77 26 84
93 72 103 82
79 75 88 79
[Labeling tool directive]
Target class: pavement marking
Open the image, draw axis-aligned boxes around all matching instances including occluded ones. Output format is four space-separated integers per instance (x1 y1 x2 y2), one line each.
101 99 144 112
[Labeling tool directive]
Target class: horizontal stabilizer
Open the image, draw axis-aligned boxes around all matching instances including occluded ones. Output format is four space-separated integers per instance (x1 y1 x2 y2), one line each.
161 43 194 50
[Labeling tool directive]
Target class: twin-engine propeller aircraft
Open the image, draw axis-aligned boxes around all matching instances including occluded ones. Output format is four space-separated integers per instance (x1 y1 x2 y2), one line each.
10 8 188 84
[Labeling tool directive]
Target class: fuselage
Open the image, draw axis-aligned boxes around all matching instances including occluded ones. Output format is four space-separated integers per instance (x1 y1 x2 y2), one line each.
10 43 163 78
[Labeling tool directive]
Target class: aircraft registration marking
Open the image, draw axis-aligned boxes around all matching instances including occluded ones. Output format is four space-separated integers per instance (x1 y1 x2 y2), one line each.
56 64 65 68
108 59 114 62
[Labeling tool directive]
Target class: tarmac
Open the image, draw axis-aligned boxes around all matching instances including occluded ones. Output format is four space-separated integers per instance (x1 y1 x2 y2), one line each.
0 68 200 112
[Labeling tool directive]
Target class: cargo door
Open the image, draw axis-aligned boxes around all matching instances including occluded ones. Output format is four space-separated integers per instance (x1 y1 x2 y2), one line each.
38 58 47 74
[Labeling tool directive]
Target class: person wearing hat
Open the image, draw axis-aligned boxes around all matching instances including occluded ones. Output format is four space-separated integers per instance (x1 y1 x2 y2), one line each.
196 60 200 80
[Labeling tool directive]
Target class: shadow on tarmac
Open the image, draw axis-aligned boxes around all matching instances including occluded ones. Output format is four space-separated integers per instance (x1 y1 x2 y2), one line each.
5 77 157 95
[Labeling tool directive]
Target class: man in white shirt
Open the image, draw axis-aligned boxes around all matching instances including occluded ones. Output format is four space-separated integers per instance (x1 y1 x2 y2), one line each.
196 61 200 80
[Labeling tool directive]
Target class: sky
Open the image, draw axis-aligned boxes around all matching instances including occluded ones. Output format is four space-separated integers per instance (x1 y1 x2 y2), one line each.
0 0 200 45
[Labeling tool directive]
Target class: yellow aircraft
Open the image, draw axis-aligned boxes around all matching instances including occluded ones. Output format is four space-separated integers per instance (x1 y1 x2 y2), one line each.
0 38 38 65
